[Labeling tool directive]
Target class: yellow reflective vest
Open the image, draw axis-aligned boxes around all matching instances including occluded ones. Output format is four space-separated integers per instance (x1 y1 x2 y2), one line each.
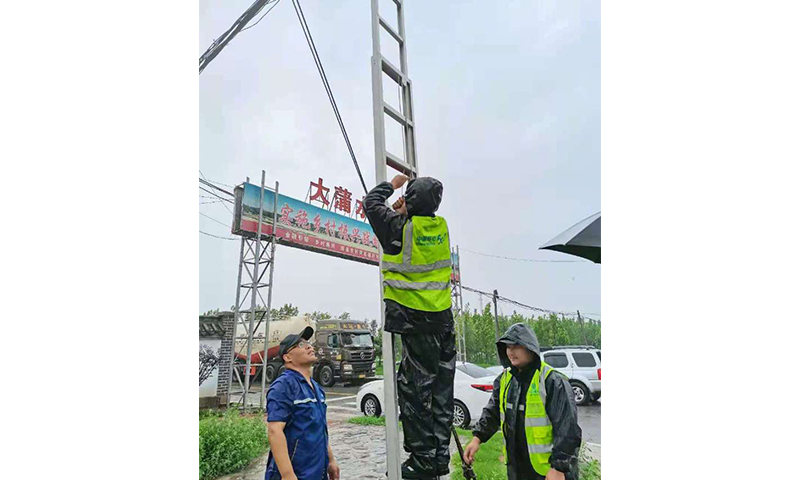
380 216 452 312
499 363 556 476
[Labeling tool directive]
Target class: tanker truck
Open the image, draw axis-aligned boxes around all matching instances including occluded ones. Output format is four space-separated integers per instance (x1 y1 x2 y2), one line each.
233 315 377 387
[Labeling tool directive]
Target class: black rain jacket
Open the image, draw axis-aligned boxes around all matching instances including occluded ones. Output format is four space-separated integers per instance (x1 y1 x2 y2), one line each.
364 178 454 334
472 323 582 480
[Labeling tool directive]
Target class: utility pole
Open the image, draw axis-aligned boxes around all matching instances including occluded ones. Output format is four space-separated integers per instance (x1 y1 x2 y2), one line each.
492 290 501 363
578 310 588 345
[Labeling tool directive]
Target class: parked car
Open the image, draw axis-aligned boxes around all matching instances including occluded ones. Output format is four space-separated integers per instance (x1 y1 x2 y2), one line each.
485 365 504 376
355 367 493 428
455 362 498 383
541 347 601 406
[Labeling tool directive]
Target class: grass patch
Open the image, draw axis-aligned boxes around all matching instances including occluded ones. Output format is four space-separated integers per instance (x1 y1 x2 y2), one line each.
450 429 506 480
449 430 600 480
199 409 269 480
348 415 386 426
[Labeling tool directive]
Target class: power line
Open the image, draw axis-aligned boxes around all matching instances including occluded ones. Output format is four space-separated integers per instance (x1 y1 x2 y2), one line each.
461 285 599 322
199 186 235 215
199 173 235 189
200 212 232 229
199 186 233 203
200 230 238 241
242 0 281 32
461 248 592 263
290 0 368 195
199 178 234 197
199 0 278 74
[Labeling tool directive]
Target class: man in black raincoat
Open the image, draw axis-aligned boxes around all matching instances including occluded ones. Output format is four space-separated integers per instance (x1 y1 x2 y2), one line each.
364 174 455 480
465 323 582 480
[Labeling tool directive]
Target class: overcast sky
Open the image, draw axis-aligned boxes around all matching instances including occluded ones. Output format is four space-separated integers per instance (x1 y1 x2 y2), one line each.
199 0 600 322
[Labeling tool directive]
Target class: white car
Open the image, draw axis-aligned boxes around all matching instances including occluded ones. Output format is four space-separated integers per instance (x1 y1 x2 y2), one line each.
485 365 504 376
542 347 601 406
356 363 494 428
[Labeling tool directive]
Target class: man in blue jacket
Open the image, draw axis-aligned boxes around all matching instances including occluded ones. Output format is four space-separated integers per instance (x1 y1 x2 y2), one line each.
265 327 340 480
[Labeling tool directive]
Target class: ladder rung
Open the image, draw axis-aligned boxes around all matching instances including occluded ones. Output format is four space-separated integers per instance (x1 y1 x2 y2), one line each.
379 17 403 45
383 102 413 127
385 152 415 177
381 56 405 85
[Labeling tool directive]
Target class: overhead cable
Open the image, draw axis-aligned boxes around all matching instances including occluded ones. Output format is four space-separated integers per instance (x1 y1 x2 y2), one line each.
199 0 279 74
200 212 232 229
461 285 599 322
199 178 234 197
200 230 238 241
461 248 592 263
290 0 368 194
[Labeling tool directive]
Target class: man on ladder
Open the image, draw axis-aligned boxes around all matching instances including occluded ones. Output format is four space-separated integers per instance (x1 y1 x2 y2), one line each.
365 174 455 480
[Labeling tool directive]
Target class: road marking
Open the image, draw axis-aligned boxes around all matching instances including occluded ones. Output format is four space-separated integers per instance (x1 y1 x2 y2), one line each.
326 395 357 403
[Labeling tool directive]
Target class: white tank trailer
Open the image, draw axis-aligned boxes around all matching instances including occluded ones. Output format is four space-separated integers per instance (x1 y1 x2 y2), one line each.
233 315 377 387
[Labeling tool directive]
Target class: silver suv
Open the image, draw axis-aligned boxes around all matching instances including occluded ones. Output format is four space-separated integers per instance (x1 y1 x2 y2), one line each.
542 346 601 406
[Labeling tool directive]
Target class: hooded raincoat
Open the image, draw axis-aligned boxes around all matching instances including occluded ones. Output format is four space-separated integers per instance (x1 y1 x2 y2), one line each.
472 323 582 480
364 178 456 477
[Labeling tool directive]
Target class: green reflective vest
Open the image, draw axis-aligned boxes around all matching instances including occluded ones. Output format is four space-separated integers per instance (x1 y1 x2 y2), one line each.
499 363 555 476
380 216 452 312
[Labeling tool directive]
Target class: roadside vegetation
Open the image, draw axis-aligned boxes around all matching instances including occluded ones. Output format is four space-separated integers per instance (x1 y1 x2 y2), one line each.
199 409 269 480
449 429 600 480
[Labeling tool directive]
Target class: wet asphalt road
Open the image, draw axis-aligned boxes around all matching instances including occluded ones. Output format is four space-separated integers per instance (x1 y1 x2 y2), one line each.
243 379 599 444
323 381 601 445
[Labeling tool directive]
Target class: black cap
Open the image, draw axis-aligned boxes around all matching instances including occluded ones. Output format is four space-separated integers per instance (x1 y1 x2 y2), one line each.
278 326 314 363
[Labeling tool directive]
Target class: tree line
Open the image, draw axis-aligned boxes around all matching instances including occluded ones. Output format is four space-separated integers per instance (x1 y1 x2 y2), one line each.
458 304 601 366
201 302 600 367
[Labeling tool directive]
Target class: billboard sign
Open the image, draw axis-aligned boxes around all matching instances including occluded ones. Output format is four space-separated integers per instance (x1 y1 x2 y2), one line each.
450 250 460 283
233 182 380 266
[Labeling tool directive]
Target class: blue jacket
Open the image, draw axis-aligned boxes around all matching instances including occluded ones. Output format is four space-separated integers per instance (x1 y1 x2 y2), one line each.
265 369 329 480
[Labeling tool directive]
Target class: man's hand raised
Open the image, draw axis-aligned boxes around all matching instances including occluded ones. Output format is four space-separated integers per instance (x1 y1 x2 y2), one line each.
392 197 407 215
390 174 409 190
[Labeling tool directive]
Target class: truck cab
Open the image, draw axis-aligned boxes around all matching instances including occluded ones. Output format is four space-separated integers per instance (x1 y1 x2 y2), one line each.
313 320 377 387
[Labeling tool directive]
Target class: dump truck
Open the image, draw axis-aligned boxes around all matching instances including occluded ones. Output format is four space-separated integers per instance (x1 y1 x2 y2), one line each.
233 315 377 387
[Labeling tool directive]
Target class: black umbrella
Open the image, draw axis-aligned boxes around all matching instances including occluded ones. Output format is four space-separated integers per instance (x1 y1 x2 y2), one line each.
540 212 601 263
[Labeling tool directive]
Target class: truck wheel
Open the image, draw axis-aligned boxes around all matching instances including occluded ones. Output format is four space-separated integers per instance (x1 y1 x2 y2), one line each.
570 381 590 406
362 394 381 417
319 365 336 387
277 366 286 378
265 364 277 383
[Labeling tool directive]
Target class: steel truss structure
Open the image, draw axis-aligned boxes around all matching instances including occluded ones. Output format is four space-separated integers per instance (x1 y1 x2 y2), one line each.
451 245 467 363
226 171 279 411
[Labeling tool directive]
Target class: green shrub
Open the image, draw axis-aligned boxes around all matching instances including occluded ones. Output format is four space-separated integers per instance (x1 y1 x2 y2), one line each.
578 445 601 480
199 409 223 421
199 409 269 480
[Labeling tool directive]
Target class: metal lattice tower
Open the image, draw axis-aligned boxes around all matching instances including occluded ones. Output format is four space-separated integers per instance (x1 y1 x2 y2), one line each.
451 246 467 362
370 1 418 478
226 171 279 411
